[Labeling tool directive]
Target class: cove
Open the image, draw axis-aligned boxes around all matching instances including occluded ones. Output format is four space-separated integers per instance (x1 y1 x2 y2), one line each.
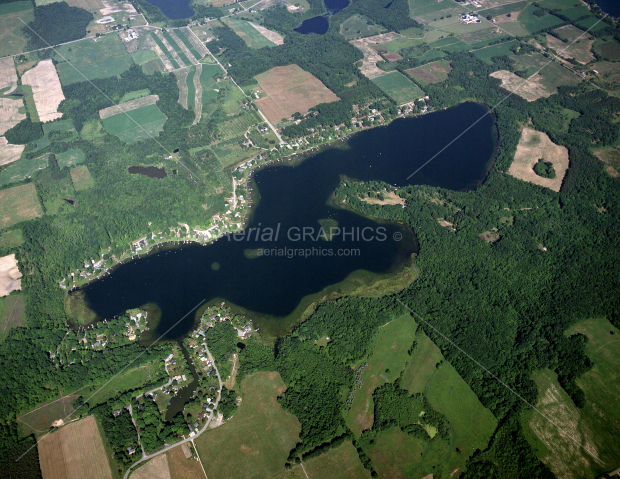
77 102 497 341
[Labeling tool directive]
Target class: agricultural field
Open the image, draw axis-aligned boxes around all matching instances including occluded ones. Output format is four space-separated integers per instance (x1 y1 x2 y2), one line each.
594 38 620 62
0 56 17 90
0 293 26 343
194 372 301 479
212 136 253 167
70 165 95 191
0 253 21 297
0 229 23 248
371 71 424 105
18 394 78 437
223 18 276 49
248 22 284 46
473 39 519 63
186 66 197 111
254 65 339 123
576 16 608 33
54 35 133 85
365 427 427 479
594 146 620 176
517 4 565 34
27 119 80 154
56 149 86 169
156 31 188 69
302 441 371 479
167 445 206 479
0 97 26 136
21 59 64 122
37 415 113 479
344 314 417 435
405 59 452 85
148 32 180 70
0 154 49 186
548 25 595 63
64 0 104 11
160 30 192 66
216 111 261 141
508 127 568 192
131 48 165 74
173 28 204 61
131 454 170 479
101 103 167 144
120 89 151 103
0 138 25 167
0 1 33 58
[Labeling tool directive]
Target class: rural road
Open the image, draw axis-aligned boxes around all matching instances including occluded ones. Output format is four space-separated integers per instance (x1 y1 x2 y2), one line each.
123 343 222 479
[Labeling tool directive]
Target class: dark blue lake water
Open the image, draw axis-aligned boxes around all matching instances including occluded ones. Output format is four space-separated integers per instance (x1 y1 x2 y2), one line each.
79 102 497 339
596 0 620 17
145 0 194 19
295 0 350 34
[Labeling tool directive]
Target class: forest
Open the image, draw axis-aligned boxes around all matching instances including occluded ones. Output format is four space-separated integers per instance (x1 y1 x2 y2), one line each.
23 2 93 50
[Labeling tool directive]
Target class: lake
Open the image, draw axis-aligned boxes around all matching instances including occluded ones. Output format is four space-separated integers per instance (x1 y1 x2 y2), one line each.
144 0 194 19
595 0 620 17
295 0 350 34
77 101 497 344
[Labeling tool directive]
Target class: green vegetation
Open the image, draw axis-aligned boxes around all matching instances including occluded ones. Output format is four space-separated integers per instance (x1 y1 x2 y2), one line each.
161 29 192 66
4 117 43 145
473 40 520 64
101 104 168 144
0 154 49 186
372 72 424 105
150 32 180 70
340 14 386 40
0 229 23 249
225 19 275 49
55 148 85 168
23 2 92 50
120 89 151 103
174 28 202 60
70 165 94 191
0 294 26 343
186 65 196 110
533 158 556 178
518 5 566 33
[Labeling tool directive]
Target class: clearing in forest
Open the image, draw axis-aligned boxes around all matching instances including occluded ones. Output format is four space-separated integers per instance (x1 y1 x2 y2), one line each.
101 103 167 144
0 293 26 341
38 415 112 479
70 165 95 191
99 94 159 119
0 253 21 297
56 148 86 168
0 97 26 136
248 22 284 45
131 454 171 479
508 127 568 192
194 372 301 479
371 71 424 105
17 394 78 437
350 32 401 79
302 441 371 479
254 65 339 123
0 183 43 227
21 59 64 122
0 154 49 186
406 59 451 86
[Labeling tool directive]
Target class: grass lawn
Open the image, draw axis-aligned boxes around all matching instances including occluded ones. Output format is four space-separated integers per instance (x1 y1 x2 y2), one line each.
194 372 301 479
372 72 424 105
54 34 132 85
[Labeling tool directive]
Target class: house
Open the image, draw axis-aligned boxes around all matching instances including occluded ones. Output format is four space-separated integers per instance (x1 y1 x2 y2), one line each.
113 409 122 417
198 411 206 419
127 446 135 455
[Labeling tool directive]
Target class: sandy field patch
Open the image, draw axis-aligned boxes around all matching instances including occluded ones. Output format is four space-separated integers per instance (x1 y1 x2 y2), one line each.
248 22 284 45
169 30 198 64
508 127 568 192
99 94 159 119
0 56 17 90
173 69 189 109
360 191 406 206
490 70 555 101
142 35 174 71
254 64 339 123
21 59 64 123
351 32 400 79
182 27 209 58
131 454 171 479
99 0 135 15
0 137 25 166
193 63 203 125
156 31 186 68
0 254 21 297
546 32 594 64
38 415 113 479
0 97 26 136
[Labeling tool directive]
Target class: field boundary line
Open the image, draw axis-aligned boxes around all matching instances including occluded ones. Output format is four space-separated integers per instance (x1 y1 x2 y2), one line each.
403 12 608 181
16 299 206 462
18 19 201 182
395 298 604 465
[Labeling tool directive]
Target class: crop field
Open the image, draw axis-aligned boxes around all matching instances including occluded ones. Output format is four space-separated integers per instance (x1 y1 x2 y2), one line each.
547 27 594 63
0 2 33 58
0 96 26 136
70 165 95 191
409 0 458 18
18 394 78 437
131 454 170 479
56 149 86 169
195 372 301 479
102 103 167 144
508 127 568 192
254 65 339 123
186 66 197 110
249 22 284 46
0 56 17 91
576 16 608 33
0 253 21 297
0 139 25 167
161 30 192 66
149 33 180 70
559 5 594 21
212 137 252 167
120 89 151 103
156 31 187 69
405 59 452 85
365 427 427 479
518 5 565 33
302 441 371 479
371 72 424 105
174 68 190 109
37 415 113 479
224 18 276 49
216 112 261 140
0 154 49 187
54 35 132 85
65 0 104 10
168 30 199 66
167 445 206 479
473 39 519 63
595 39 620 61
345 315 417 435
0 293 26 343
457 26 506 44
478 1 527 18
0 229 23 248
173 28 202 61
21 60 64 122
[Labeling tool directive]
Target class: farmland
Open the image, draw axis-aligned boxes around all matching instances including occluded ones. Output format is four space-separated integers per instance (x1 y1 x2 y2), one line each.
194 372 301 479
0 253 21 297
131 454 170 479
548 25 595 64
56 149 86 168
161 30 192 66
0 138 25 166
101 103 167 144
302 442 371 479
216 111 261 141
54 35 133 85
167 445 206 479
254 65 339 123
0 293 26 342
21 60 64 122
223 18 276 49
405 59 452 85
37 415 113 479
371 72 424 105
340 14 386 40
0 1 32 57
70 165 95 191
18 394 78 437
0 154 49 186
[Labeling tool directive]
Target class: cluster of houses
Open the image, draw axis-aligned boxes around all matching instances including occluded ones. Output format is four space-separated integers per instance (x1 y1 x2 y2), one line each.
461 13 481 24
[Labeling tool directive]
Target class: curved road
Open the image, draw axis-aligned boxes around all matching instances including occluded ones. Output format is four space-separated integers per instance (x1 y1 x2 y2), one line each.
123 343 222 479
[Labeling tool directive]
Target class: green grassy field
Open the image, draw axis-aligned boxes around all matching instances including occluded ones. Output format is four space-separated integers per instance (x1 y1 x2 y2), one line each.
120 89 151 103
0 183 43 227
225 19 275 49
576 17 609 33
131 49 163 74
478 1 527 18
0 4 32 57
29 119 79 153
175 28 203 60
161 29 192 66
559 6 594 21
216 112 260 140
212 137 252 167
537 0 581 10
0 0 32 14
70 165 94 191
400 330 443 394
0 229 23 248
518 5 566 34
0 294 26 344
406 59 452 86
195 372 301 479
340 14 386 40
372 72 424 105
344 314 417 436
302 441 371 479
511 53 581 89
409 0 457 18
457 27 506 45
150 33 180 70
54 35 133 85
0 154 49 186
102 104 167 144
473 40 520 64
186 66 197 111
56 149 85 169
20 84 38 122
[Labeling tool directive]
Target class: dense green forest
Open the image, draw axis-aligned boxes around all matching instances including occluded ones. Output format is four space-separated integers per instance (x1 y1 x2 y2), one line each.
23 2 93 50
